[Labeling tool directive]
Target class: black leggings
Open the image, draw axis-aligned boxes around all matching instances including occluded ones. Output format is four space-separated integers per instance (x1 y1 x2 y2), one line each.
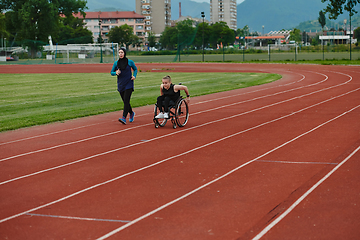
157 95 178 112
119 88 133 118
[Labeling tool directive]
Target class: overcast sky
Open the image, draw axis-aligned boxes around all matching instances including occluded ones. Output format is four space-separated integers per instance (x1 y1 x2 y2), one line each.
191 0 245 3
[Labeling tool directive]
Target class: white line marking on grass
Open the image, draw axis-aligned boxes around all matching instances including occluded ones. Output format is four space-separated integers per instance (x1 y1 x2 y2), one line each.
1 100 358 226
252 145 360 240
1 82 358 186
25 213 131 223
96 105 360 240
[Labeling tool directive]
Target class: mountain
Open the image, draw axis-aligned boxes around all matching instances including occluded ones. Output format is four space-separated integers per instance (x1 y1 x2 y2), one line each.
85 0 210 20
171 0 210 21
85 0 135 12
85 0 360 33
237 0 360 32
295 14 360 32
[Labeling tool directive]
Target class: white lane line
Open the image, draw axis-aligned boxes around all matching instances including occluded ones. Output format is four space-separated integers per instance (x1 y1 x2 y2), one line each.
0 123 153 162
0 119 115 146
0 72 317 162
25 213 131 223
252 145 360 240
1 100 358 225
255 160 338 165
1 82 358 186
0 70 303 146
96 105 360 240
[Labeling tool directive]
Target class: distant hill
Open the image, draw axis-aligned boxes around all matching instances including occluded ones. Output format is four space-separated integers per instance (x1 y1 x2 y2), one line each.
85 0 360 33
85 0 134 12
171 0 210 21
85 0 210 21
295 14 360 32
237 0 360 32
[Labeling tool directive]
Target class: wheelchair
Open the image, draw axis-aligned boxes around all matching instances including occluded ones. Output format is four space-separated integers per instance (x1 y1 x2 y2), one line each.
153 96 189 129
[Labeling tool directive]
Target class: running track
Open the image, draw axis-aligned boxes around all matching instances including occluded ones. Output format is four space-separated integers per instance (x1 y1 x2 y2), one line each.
0 63 359 239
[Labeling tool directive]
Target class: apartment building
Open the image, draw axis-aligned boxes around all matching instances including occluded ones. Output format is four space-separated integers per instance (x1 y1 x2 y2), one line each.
78 11 145 45
135 0 171 38
210 0 237 30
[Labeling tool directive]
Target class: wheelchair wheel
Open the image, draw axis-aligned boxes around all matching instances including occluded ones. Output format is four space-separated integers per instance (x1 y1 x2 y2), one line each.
175 98 189 127
154 104 167 127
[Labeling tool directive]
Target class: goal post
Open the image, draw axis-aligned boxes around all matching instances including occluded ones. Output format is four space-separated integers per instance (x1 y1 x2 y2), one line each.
49 43 119 64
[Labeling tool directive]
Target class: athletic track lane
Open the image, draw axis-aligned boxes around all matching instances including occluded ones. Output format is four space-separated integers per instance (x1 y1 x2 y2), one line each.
0 63 359 240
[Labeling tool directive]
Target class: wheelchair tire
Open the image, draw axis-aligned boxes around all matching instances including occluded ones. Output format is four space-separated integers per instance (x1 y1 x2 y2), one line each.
175 98 189 127
154 104 167 127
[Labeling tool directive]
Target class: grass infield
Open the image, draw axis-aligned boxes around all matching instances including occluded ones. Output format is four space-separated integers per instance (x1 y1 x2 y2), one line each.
0 72 281 132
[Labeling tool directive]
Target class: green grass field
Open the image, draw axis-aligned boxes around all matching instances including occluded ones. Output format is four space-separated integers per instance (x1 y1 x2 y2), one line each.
0 72 281 132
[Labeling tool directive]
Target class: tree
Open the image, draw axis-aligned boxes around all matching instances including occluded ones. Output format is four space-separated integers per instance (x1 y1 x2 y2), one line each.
311 35 320 46
108 24 136 50
318 10 326 59
0 13 9 40
176 19 196 50
55 15 93 44
147 31 156 48
318 10 326 30
1 0 87 57
321 0 360 19
159 26 178 50
354 27 360 42
209 22 235 48
194 21 210 49
321 0 359 59
289 28 302 43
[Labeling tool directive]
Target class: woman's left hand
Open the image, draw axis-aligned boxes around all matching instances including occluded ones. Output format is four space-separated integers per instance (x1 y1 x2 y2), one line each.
131 76 135 80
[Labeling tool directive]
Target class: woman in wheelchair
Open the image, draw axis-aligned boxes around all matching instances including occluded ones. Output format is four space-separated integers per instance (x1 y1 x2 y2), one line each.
154 75 190 128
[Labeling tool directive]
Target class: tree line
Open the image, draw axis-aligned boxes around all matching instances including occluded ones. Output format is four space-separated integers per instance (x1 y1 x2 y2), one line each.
0 0 91 57
1 0 359 57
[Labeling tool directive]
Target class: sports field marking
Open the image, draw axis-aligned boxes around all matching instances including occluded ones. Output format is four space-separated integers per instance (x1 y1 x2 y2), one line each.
252 145 360 240
1 96 358 225
0 121 152 162
0 70 301 145
255 160 338 165
0 72 321 161
1 78 357 187
25 213 131 223
96 105 360 240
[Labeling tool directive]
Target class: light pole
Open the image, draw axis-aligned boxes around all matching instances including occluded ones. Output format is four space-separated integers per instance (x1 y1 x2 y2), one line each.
201 12 205 62
98 16 103 63
349 11 352 60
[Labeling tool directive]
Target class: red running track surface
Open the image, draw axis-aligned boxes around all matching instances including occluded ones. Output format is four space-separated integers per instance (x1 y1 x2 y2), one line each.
0 63 359 240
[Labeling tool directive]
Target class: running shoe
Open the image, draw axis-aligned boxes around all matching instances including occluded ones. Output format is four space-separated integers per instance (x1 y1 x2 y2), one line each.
163 112 169 119
129 112 135 123
155 112 165 119
118 117 126 124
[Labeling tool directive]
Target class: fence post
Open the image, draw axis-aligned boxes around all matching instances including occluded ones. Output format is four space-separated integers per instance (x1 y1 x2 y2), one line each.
243 47 245 61
268 44 270 61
